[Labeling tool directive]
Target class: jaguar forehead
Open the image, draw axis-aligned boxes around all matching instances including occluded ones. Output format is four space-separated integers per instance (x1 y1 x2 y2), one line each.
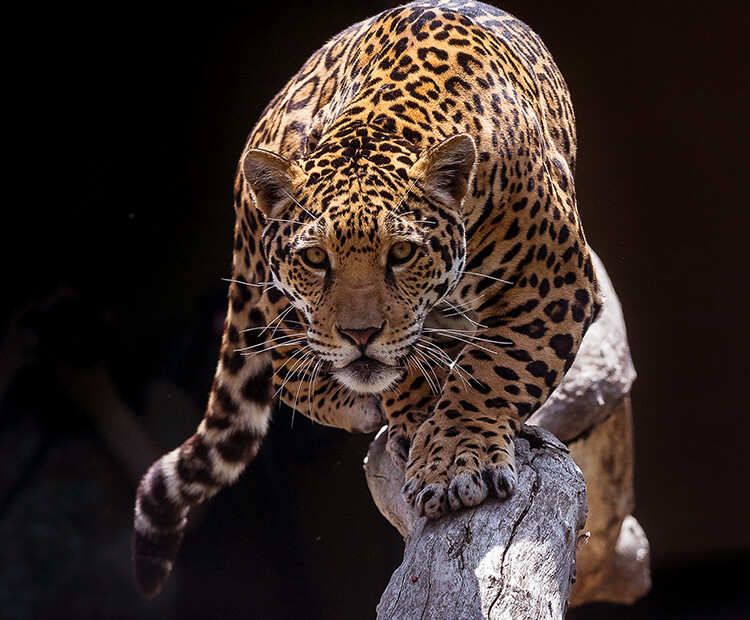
287 176 431 253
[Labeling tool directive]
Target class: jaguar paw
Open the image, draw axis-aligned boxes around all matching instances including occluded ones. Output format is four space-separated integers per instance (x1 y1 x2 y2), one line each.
402 427 518 519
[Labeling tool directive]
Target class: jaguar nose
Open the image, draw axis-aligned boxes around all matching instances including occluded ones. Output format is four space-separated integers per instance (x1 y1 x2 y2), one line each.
337 323 384 348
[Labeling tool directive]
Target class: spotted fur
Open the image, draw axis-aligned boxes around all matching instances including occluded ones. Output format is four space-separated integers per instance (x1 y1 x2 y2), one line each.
133 0 601 598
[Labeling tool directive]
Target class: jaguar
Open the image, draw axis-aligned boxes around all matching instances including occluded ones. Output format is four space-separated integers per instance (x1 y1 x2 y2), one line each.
133 0 601 598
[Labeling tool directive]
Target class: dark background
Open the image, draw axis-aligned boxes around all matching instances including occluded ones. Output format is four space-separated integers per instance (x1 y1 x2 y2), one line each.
5 1 749 618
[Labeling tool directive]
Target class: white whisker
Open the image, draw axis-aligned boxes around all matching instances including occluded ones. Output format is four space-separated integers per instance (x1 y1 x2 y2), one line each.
275 349 313 398
435 332 496 354
460 271 515 285
439 293 485 313
420 352 443 395
422 328 512 347
408 354 432 394
222 278 276 288
385 168 427 226
273 347 310 381
440 300 487 328
235 331 306 351
414 344 446 369
414 344 456 376
416 340 472 389
422 327 478 335
271 304 297 338
414 341 454 366
241 307 302 338
288 354 316 428
411 349 440 395
265 217 305 225
239 337 307 356
243 325 298 333
307 359 325 415
279 188 321 224
291 356 317 417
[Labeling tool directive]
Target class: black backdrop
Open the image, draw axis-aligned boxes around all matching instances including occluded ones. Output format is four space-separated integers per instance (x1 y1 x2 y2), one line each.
6 1 750 618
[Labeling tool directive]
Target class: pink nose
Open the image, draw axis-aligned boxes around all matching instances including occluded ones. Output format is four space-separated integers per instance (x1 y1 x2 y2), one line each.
337 325 383 347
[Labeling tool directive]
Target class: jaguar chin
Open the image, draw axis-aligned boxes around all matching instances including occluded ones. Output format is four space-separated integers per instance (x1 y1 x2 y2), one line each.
332 356 404 394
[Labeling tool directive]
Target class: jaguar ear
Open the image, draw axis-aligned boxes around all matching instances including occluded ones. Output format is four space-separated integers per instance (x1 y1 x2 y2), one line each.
241 149 302 217
409 134 477 209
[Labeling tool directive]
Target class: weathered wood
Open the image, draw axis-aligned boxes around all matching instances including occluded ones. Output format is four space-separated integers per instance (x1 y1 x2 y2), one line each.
368 426 587 620
365 251 651 615
565 397 651 605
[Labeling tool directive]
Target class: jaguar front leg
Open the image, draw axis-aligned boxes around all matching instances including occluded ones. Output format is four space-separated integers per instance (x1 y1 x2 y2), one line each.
403 383 521 518
381 362 447 469
403 266 601 519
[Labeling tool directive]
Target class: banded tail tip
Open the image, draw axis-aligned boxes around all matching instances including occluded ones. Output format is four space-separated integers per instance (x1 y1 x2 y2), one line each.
134 555 172 600
132 528 184 599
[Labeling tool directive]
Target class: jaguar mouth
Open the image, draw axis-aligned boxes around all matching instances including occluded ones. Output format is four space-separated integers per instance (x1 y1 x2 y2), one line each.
333 355 403 394
347 356 384 374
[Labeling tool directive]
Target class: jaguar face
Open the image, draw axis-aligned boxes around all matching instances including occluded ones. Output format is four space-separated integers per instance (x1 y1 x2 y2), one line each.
244 133 476 393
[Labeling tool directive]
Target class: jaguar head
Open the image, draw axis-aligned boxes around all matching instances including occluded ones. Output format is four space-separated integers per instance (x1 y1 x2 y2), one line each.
242 133 476 394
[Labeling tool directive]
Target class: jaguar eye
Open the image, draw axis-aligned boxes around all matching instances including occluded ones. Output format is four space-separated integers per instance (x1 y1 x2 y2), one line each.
389 241 417 266
301 246 329 269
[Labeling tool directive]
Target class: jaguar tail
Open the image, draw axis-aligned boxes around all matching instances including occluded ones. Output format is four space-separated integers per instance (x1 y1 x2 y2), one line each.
132 337 274 598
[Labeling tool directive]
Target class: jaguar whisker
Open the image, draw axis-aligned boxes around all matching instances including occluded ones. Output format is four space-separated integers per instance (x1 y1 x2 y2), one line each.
459 270 515 285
